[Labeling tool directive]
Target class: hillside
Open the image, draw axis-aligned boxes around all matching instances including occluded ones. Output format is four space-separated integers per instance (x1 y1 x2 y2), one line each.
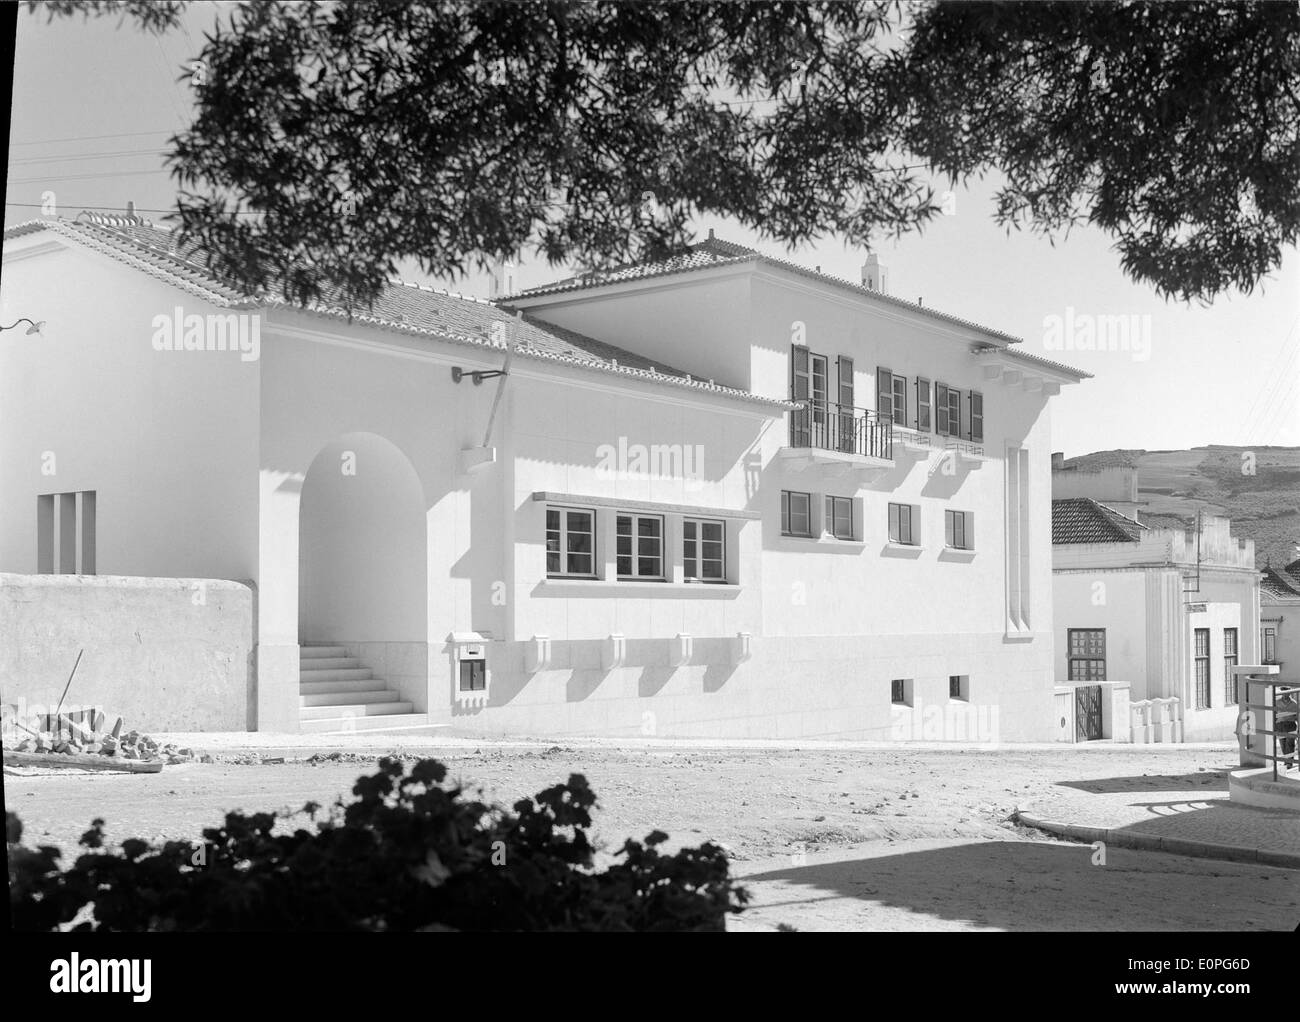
1061 446 1300 568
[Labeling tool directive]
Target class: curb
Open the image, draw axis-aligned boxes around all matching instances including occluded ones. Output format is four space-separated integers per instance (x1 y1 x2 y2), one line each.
1015 806 1300 871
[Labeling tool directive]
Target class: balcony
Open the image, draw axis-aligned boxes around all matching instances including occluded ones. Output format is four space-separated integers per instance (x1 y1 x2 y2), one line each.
780 401 894 474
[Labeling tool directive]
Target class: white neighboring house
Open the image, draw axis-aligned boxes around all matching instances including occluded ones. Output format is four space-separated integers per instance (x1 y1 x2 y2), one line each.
1260 558 1300 674
1050 466 1260 742
1 213 1087 739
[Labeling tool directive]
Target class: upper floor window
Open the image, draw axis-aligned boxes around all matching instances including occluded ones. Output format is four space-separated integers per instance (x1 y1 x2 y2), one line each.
888 502 917 545
781 490 813 538
546 507 596 578
1263 626 1277 663
916 378 932 431
684 518 725 582
877 367 907 427
616 513 664 580
1223 627 1239 703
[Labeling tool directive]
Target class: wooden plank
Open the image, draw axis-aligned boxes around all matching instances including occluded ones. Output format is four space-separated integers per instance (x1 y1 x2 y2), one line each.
2 750 163 774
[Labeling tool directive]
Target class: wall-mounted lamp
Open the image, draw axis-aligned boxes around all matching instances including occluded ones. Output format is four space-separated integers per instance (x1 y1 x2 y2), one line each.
451 366 507 385
0 319 45 336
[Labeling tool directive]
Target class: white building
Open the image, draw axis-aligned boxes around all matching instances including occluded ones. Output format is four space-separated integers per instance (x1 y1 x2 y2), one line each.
1260 559 1300 673
1 213 1087 739
1050 467 1261 742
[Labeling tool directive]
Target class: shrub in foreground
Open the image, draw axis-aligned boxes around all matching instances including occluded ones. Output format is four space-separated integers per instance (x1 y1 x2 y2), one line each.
7 757 747 931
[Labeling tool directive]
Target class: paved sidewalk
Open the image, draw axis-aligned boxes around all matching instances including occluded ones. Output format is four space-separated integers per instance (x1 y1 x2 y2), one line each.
1019 770 1300 869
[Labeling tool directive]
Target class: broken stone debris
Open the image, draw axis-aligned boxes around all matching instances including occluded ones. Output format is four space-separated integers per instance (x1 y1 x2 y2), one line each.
1 703 198 765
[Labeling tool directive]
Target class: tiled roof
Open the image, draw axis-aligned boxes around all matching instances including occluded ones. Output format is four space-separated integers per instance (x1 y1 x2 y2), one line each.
1052 498 1148 544
1261 566 1300 599
4 215 789 408
973 345 1093 380
514 234 1029 346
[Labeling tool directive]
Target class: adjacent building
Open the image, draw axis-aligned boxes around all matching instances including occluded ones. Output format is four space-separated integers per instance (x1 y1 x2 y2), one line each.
1 213 1088 739
1050 464 1261 742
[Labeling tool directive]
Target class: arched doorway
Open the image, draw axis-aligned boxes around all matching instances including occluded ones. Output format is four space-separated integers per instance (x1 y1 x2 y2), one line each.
298 433 428 720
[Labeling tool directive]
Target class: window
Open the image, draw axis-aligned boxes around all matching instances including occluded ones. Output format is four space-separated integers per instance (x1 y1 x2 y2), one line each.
916 377 932 431
824 496 854 540
944 510 972 550
935 382 961 437
890 679 912 705
1263 626 1277 663
969 391 984 443
1067 629 1106 681
877 367 907 426
546 507 596 578
1194 628 1211 709
684 518 726 582
781 490 813 538
888 502 916 545
616 514 664 579
1223 627 1238 704
37 491 96 575
835 356 856 452
949 675 969 700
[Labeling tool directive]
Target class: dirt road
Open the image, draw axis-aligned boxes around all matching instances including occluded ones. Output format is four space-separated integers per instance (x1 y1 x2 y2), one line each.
6 739 1296 930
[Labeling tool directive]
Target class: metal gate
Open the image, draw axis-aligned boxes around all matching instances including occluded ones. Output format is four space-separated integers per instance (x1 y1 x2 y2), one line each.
1075 685 1103 741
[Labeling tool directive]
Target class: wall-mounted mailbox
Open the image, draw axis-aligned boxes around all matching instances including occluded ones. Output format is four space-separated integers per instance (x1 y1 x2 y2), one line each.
450 632 491 705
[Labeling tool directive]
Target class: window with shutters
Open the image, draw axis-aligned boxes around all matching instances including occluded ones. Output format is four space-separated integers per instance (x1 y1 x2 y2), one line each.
888 502 917 545
781 490 813 538
877 366 893 422
824 495 854 540
970 391 984 443
935 382 959 437
916 377 932 431
836 357 856 452
944 509 972 550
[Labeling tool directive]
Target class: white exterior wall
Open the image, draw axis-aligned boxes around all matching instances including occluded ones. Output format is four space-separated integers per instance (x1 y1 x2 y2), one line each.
0 238 260 580
514 265 1066 741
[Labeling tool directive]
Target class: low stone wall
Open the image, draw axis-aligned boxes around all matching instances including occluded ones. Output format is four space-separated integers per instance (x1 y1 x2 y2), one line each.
0 573 255 731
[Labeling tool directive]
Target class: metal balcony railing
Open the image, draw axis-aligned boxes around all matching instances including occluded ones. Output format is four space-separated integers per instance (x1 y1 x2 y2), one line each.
789 401 893 461
1236 671 1298 781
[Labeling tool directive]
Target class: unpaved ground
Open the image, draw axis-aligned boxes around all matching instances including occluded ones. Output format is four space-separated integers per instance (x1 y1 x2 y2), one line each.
6 740 1297 930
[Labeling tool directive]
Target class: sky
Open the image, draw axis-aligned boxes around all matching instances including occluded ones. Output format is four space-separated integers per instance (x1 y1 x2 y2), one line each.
6 3 1298 458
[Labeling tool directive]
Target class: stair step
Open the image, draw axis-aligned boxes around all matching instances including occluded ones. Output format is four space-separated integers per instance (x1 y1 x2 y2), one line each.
300 689 400 707
300 679 388 696
295 656 361 670
298 668 373 683
298 713 433 735
300 701 414 720
300 645 349 658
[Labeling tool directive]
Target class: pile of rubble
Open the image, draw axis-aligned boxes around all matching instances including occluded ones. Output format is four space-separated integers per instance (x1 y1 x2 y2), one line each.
2 705 200 765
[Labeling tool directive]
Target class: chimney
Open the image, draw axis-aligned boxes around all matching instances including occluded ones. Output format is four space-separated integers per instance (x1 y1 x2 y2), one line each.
862 253 887 293
489 258 517 300
126 200 137 220
1051 452 1064 471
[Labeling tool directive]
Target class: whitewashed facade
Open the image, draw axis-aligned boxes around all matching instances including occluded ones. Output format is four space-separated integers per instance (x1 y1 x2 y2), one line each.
1 216 1086 739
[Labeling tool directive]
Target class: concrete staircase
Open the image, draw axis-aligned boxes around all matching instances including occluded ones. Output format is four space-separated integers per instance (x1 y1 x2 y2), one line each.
298 644 429 734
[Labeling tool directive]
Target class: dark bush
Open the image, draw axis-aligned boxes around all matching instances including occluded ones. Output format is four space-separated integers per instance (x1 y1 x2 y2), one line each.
7 757 747 931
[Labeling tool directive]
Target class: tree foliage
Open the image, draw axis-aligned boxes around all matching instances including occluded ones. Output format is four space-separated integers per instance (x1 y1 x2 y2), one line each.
8 757 747 931
27 0 1300 307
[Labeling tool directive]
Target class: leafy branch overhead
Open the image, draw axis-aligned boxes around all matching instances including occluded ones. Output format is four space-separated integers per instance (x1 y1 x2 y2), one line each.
30 0 1300 308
